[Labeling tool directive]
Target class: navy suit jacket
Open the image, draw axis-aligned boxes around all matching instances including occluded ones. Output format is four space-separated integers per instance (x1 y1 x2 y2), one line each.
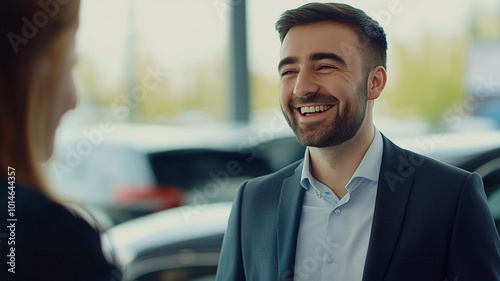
216 135 500 281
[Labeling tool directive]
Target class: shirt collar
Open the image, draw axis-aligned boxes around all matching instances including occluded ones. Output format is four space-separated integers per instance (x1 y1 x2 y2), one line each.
300 128 384 190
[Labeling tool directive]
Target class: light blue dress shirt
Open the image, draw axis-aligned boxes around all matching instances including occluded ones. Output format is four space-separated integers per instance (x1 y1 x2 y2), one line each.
294 130 383 281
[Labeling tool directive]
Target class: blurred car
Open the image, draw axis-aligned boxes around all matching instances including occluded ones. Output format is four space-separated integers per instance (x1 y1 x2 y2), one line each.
104 202 231 281
105 130 500 281
395 130 500 225
46 123 272 225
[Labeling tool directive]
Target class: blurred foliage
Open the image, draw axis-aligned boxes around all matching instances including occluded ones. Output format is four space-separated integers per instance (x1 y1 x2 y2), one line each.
133 53 228 123
250 73 280 110
379 7 500 126
468 7 500 39
73 6 500 126
380 36 466 125
74 36 469 126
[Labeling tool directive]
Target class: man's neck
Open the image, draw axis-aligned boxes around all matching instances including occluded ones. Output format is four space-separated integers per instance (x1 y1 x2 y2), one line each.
308 124 375 199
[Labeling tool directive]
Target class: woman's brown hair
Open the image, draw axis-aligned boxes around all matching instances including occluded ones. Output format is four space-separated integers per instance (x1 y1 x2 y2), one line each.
0 0 79 190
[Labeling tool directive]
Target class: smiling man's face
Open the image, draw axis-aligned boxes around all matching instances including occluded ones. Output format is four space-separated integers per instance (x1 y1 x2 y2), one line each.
278 21 369 147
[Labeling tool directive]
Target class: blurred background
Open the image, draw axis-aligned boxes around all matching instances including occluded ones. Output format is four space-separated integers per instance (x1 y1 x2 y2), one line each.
42 0 500 280
61 0 500 130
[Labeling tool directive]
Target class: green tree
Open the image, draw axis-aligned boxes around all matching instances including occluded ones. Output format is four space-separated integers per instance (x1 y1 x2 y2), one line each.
381 36 466 125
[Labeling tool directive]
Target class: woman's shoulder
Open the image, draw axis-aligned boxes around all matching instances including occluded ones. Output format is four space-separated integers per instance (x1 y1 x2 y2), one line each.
7 183 83 229
1 182 122 280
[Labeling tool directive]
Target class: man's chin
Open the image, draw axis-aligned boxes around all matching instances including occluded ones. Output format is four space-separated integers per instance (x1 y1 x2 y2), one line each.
293 129 328 147
293 125 360 147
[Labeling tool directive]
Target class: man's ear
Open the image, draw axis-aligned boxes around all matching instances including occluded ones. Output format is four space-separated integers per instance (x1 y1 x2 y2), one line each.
367 66 387 101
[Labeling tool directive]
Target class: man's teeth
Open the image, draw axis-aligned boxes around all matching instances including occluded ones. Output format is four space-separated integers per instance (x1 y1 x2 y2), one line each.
300 105 332 115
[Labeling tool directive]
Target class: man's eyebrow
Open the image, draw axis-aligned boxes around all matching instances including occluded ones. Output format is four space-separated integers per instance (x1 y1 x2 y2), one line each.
310 52 346 67
278 56 297 72
278 53 347 72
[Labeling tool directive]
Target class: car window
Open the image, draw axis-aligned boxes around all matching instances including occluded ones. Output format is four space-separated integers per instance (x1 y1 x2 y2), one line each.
148 149 272 191
49 143 155 199
254 136 305 171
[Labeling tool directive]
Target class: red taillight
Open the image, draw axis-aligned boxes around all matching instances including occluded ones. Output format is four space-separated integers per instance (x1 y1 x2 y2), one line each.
113 184 183 211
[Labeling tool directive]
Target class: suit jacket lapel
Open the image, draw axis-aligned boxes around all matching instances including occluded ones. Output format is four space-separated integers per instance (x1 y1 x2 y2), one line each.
362 135 414 281
277 162 305 281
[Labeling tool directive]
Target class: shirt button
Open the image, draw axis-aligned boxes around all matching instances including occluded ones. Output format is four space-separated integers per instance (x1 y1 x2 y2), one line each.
334 209 341 215
327 257 333 263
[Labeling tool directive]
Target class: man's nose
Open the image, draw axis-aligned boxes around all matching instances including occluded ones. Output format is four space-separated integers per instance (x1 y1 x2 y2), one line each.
293 70 319 97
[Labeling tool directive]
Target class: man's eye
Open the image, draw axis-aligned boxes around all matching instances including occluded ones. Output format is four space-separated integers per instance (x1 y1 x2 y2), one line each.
318 65 336 70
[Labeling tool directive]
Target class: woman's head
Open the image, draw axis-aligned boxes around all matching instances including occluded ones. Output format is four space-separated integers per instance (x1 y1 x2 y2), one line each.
0 0 80 186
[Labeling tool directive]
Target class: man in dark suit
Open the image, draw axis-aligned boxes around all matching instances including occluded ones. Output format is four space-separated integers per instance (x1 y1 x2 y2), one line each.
216 3 500 281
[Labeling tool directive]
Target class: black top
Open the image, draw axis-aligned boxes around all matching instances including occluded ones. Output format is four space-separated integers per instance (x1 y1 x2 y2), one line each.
0 180 122 281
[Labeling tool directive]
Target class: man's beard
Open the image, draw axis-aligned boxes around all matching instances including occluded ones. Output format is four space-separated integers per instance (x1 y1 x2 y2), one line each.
281 82 368 148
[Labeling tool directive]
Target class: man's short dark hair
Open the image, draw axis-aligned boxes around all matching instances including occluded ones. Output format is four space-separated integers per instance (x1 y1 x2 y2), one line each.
275 2 387 72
